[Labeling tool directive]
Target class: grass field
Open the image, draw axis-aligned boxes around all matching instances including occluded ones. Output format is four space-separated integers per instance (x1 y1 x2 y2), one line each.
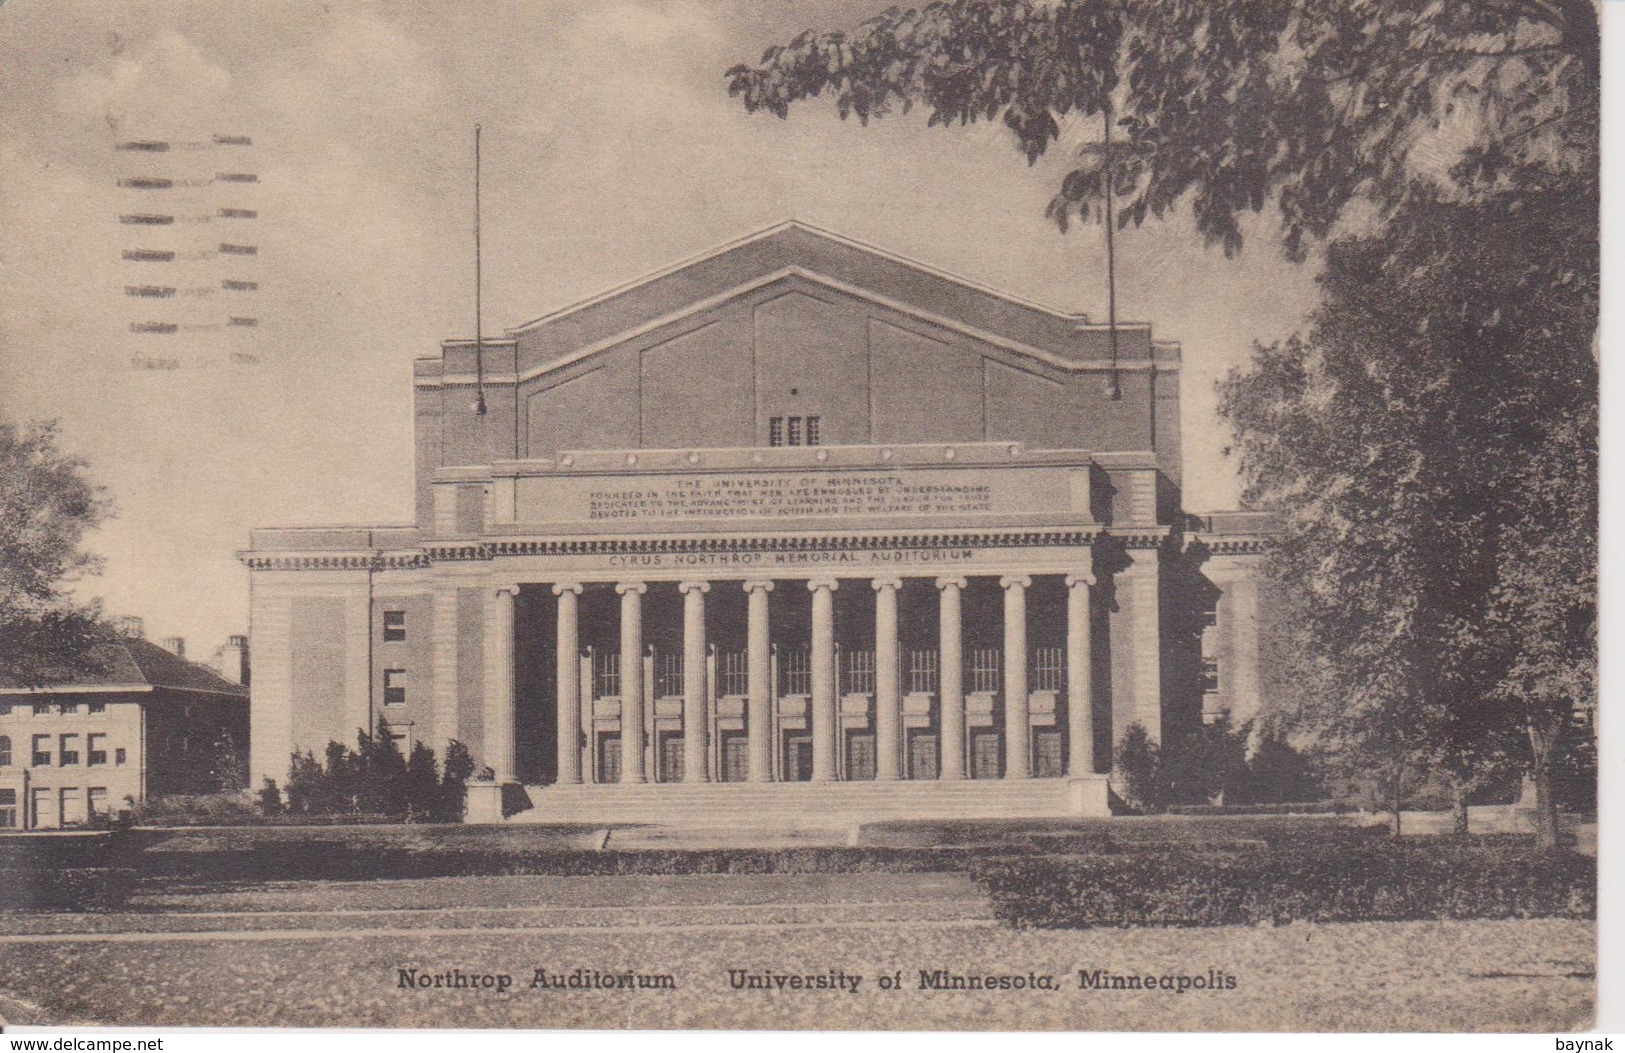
0 872 1593 1031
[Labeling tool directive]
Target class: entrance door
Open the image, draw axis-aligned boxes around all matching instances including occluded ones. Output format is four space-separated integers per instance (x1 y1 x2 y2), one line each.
784 735 813 782
660 734 684 783
847 734 876 781
970 732 1001 780
907 731 938 781
721 735 749 783
31 787 56 830
1034 730 1064 778
598 735 622 783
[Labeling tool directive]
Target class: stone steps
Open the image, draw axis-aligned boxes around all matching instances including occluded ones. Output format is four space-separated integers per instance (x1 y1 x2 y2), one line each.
508 776 1109 825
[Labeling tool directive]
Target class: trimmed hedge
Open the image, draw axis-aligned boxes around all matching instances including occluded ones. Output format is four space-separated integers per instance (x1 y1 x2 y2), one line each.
977 839 1596 928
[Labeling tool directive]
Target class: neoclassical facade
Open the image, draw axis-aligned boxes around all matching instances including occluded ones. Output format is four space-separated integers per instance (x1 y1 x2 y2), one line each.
244 222 1270 822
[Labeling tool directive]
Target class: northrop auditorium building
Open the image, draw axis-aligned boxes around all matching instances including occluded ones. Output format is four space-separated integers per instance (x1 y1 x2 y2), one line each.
244 222 1271 822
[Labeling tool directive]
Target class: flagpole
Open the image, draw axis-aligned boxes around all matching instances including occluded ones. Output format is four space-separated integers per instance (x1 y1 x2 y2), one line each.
474 123 487 416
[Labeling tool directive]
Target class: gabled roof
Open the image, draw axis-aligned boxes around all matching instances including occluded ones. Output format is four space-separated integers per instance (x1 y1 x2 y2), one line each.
466 221 1168 382
0 637 248 699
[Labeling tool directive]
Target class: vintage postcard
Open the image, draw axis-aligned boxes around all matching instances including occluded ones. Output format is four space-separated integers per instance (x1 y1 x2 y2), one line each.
0 0 1600 1036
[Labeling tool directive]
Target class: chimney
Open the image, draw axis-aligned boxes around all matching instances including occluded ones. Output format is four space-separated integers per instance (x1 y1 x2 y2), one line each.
211 635 250 686
161 636 185 657
119 616 144 639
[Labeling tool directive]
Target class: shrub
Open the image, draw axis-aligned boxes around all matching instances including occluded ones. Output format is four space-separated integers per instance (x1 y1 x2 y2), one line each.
1114 723 1165 812
129 792 260 825
978 838 1596 929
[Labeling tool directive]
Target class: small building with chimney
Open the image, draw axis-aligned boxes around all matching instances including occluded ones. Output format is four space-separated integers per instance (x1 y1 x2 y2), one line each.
0 618 251 829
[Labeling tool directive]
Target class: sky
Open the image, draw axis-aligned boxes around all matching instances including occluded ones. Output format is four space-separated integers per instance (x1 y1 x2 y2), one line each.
0 0 1323 653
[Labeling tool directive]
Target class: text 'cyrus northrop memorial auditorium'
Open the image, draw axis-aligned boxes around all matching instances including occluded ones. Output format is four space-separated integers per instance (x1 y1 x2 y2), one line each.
243 221 1272 822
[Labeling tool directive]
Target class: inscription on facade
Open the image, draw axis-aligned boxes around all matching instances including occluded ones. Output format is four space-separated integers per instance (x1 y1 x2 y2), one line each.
514 465 1084 525
587 475 993 521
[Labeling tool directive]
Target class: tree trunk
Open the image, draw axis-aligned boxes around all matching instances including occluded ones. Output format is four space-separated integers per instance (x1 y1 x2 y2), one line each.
1527 716 1561 852
1450 776 1470 839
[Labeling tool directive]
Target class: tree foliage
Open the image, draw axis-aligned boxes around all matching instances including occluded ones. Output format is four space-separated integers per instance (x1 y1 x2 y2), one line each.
1217 182 1596 844
728 0 1596 258
281 723 473 822
0 421 115 688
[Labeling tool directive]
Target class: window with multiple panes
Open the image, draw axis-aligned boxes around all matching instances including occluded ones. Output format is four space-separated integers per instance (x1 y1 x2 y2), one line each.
906 650 939 695
31 734 50 767
59 734 80 766
767 416 822 447
383 610 406 642
653 653 684 698
718 650 749 696
88 702 106 715
1201 658 1221 693
0 789 15 828
383 669 407 707
87 733 107 766
779 648 812 696
840 649 875 695
88 788 108 817
1031 646 1065 692
0 735 9 767
32 703 49 716
59 702 78 715
967 648 1002 694
592 650 621 698
115 747 127 766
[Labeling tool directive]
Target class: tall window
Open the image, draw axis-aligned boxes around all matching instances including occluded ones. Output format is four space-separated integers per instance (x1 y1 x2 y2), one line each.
88 788 108 818
787 416 802 446
383 610 406 642
805 416 821 446
59 734 80 766
31 734 50 767
0 789 15 829
768 417 785 447
87 734 107 766
383 669 407 707
1201 658 1221 693
0 736 9 767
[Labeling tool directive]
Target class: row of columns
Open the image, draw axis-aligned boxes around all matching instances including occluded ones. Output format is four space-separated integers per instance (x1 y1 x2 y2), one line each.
489 571 1102 786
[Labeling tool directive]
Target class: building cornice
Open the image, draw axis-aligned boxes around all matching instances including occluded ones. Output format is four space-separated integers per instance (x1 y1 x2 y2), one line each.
243 527 1174 571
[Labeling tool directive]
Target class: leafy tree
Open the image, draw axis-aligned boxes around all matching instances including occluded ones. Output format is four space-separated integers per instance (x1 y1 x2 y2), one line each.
1240 729 1323 805
728 0 1596 258
0 421 116 687
1217 184 1595 846
405 741 441 821
1160 717 1249 805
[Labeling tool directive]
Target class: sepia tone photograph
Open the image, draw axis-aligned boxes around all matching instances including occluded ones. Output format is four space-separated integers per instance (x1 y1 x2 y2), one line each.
0 0 1600 1035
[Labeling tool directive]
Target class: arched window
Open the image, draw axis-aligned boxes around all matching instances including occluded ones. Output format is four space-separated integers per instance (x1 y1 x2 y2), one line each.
0 736 10 767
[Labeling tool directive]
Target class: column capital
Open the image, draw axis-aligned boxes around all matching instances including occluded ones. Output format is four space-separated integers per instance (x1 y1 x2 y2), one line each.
935 576 968 591
494 583 520 598
806 576 840 593
615 581 647 595
551 581 584 596
1000 574 1032 590
677 580 712 595
870 576 904 592
1066 571 1097 588
742 579 775 594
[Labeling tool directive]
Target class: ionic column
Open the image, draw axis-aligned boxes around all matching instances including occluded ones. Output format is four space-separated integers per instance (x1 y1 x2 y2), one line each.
1066 571 1096 776
808 577 839 782
553 582 584 785
744 580 774 782
679 581 710 783
872 577 903 781
936 576 966 781
484 584 519 783
1001 574 1032 779
616 581 647 784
